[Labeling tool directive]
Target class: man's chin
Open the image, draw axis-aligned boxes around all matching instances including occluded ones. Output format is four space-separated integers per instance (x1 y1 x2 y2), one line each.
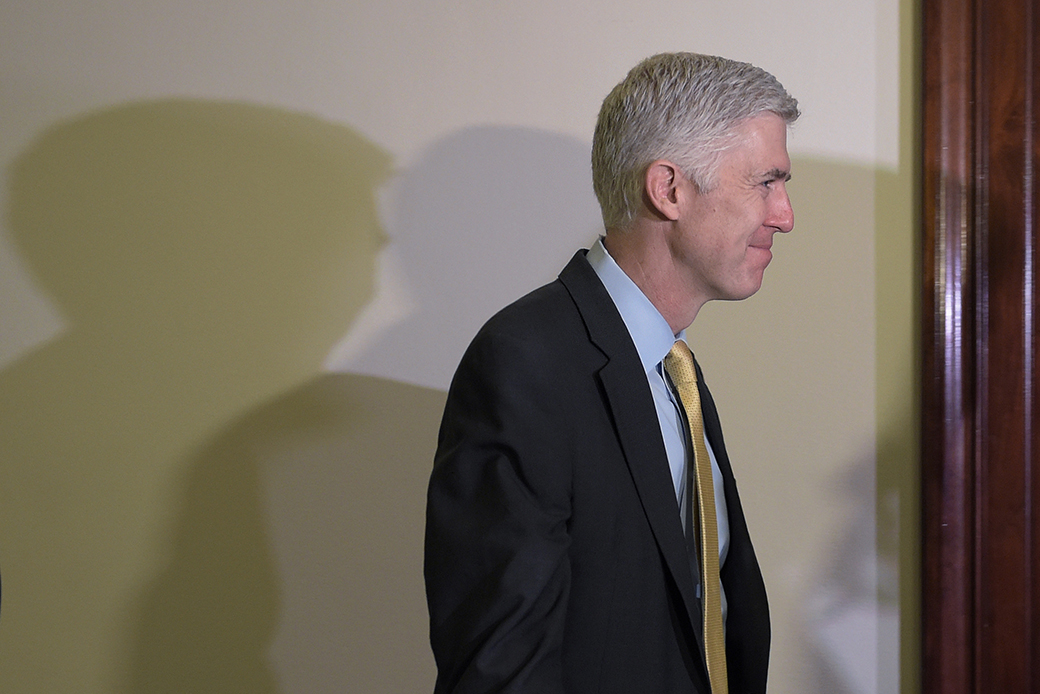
723 278 765 302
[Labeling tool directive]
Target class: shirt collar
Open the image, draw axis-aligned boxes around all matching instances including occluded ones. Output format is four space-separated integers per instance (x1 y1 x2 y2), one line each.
587 237 687 374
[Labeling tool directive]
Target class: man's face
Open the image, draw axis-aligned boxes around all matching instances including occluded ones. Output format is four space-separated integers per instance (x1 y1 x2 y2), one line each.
671 112 794 305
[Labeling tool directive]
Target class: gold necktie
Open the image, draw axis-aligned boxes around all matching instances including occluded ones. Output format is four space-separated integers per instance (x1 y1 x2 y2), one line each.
663 340 728 694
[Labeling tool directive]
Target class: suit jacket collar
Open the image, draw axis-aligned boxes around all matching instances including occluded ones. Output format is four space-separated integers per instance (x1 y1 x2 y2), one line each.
557 250 705 645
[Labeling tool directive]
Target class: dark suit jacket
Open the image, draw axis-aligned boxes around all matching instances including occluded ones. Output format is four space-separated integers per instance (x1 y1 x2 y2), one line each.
425 250 769 694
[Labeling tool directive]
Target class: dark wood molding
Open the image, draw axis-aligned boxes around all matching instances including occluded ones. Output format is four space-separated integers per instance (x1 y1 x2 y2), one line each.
921 0 1039 691
921 0 975 689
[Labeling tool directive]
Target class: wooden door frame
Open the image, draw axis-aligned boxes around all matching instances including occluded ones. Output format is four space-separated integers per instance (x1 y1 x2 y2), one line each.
921 0 1039 691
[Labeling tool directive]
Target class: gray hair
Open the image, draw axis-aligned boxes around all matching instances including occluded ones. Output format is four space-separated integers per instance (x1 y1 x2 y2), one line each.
591 52 799 230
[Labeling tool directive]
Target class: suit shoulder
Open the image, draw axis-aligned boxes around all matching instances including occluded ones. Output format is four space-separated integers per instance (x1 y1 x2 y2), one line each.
451 280 586 384
482 279 576 336
474 251 609 345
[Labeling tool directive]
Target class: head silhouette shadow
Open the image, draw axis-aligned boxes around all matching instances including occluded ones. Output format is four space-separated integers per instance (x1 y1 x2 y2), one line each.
2 100 390 693
9 99 387 370
337 125 604 389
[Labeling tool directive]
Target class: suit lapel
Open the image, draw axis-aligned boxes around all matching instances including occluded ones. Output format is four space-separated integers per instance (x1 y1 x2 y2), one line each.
557 251 704 643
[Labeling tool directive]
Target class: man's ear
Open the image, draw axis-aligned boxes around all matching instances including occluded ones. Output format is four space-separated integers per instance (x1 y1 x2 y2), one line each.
643 160 682 221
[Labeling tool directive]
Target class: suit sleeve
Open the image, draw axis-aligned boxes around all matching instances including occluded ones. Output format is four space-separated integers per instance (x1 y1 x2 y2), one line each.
424 324 574 694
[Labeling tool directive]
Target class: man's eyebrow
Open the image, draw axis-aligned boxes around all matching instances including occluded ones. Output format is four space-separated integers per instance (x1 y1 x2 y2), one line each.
763 168 792 182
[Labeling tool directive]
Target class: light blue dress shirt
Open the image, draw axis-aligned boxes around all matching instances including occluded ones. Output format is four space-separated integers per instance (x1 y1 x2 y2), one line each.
587 239 730 612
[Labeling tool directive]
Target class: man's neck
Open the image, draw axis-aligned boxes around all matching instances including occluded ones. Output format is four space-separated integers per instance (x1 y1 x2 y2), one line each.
602 225 706 334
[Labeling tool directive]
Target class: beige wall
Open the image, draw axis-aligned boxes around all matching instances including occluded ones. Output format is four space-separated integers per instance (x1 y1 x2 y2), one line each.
0 1 917 692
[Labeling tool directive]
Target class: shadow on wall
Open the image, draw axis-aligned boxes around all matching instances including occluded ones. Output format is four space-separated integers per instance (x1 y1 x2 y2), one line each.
803 436 902 694
131 372 444 693
331 125 604 389
0 100 444 693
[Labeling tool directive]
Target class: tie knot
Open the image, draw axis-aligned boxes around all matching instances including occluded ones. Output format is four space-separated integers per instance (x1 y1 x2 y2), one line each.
663 340 697 388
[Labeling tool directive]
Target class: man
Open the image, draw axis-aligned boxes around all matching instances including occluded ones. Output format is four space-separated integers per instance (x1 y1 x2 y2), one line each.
425 52 798 694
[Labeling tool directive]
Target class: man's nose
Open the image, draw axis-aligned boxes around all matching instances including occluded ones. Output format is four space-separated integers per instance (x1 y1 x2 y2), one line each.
770 185 794 233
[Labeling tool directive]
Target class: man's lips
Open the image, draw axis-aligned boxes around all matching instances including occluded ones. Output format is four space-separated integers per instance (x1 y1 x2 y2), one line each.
749 231 775 252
